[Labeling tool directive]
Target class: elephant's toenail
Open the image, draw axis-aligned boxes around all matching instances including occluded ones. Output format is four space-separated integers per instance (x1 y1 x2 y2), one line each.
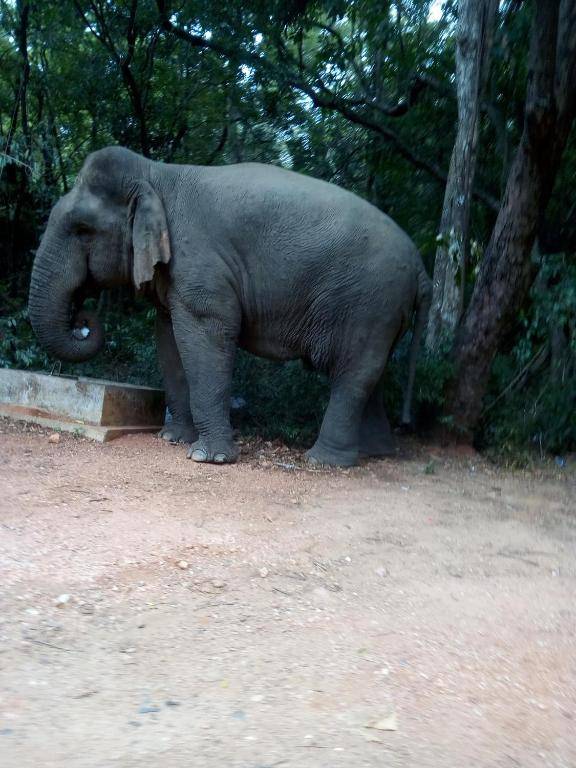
214 453 227 463
191 449 208 462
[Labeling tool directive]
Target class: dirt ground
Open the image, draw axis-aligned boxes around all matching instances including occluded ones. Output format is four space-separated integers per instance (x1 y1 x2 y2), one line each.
0 417 575 768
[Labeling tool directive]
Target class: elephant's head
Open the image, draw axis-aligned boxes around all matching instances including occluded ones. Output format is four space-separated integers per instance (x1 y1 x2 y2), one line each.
28 146 171 362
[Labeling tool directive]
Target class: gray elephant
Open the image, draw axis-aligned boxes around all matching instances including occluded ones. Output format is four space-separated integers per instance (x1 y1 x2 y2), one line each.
29 146 431 467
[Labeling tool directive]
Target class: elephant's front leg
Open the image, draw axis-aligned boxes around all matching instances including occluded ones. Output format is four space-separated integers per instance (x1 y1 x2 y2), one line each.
171 304 239 464
155 310 198 444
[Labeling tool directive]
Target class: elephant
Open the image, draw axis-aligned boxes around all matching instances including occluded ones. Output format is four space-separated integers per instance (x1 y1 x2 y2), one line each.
29 146 431 467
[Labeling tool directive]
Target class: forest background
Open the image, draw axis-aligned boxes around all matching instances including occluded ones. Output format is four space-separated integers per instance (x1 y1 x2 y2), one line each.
1 0 574 462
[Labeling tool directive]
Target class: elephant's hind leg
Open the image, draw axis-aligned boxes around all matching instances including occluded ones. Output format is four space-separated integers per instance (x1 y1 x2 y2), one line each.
359 377 396 457
155 310 198 444
305 376 367 466
306 336 394 467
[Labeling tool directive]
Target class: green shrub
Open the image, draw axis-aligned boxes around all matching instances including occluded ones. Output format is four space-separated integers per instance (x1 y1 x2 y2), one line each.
0 289 160 385
1 283 451 447
3 259 573 461
481 254 576 463
0 286 50 370
232 353 329 445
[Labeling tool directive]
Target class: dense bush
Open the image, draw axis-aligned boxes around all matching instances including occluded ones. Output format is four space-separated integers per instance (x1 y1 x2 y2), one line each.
480 255 576 464
0 291 161 386
0 281 449 447
2 268 572 460
0 286 50 370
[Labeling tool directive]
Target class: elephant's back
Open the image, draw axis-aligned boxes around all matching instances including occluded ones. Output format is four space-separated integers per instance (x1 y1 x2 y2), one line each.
201 163 416 260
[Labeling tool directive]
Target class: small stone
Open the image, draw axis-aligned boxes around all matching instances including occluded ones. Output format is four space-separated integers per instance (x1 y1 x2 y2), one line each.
55 594 71 607
121 647 136 654
78 603 95 615
48 433 60 444
259 567 269 578
165 700 180 707
177 560 189 570
138 704 161 714
365 712 398 731
211 579 226 589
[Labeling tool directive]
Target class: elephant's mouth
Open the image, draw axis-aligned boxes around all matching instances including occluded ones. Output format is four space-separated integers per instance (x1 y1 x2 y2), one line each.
71 308 104 346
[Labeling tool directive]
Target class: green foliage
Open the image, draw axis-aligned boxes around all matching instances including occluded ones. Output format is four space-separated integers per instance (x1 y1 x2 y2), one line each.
232 353 329 445
0 287 49 369
64 302 162 386
0 286 160 386
482 255 576 463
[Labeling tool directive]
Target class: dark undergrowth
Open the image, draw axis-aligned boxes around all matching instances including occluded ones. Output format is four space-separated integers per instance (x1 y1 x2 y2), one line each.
1 278 574 464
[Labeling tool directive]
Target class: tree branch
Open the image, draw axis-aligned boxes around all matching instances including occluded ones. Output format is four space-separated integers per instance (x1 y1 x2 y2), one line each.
205 123 229 164
73 0 151 156
155 0 500 210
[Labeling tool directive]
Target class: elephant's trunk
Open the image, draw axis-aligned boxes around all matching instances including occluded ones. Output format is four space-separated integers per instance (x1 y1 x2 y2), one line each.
28 232 104 363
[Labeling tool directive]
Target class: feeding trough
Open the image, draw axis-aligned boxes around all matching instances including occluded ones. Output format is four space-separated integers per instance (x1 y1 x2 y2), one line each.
0 369 165 442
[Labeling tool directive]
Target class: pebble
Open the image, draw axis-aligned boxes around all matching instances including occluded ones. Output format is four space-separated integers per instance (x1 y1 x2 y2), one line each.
48 433 61 444
259 567 269 578
139 705 161 714
55 594 71 607
177 560 189 570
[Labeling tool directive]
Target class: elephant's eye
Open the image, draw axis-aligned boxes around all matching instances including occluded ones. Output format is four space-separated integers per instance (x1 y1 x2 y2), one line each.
73 223 94 238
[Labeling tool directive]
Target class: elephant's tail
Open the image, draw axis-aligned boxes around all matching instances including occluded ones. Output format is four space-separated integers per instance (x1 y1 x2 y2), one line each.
401 265 432 425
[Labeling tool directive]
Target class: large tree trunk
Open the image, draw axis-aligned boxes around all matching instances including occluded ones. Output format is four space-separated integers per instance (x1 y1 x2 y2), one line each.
426 0 498 350
4 0 31 160
15 0 32 160
447 0 576 436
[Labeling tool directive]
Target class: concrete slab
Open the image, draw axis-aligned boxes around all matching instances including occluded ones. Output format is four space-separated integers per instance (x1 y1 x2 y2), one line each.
0 369 165 441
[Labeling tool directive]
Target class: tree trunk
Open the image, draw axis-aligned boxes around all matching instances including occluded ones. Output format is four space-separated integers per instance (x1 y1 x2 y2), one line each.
426 0 498 350
447 0 576 436
4 0 31 160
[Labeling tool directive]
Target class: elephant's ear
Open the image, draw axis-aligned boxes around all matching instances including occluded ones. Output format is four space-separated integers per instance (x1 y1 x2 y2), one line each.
130 180 171 291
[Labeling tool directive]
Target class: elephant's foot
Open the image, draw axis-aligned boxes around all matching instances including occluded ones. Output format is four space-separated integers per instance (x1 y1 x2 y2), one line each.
158 421 198 444
359 434 396 458
187 437 239 464
305 442 359 468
